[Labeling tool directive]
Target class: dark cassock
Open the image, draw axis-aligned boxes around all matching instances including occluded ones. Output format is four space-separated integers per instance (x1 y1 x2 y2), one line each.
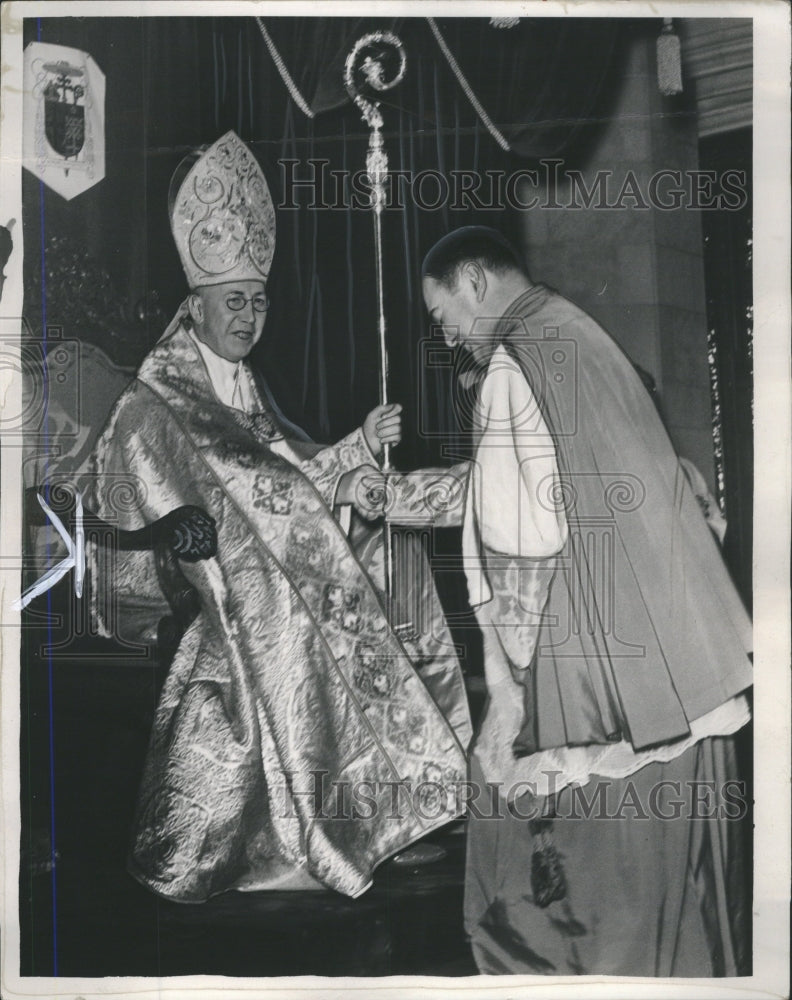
89 132 471 902
388 229 752 976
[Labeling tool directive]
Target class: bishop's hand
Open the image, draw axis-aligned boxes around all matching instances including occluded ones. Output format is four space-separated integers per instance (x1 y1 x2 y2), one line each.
336 465 389 521
363 403 402 458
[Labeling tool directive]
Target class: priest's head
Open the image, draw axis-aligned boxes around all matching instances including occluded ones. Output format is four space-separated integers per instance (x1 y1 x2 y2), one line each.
421 227 531 364
169 131 275 361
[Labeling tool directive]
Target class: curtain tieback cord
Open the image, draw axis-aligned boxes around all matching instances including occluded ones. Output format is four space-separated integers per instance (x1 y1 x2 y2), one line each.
426 18 511 153
256 17 315 119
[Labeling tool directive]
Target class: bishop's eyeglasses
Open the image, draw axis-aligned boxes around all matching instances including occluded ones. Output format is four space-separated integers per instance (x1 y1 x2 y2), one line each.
225 292 269 313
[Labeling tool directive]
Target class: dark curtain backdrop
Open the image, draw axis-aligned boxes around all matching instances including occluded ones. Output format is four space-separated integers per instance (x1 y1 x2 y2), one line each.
23 15 625 466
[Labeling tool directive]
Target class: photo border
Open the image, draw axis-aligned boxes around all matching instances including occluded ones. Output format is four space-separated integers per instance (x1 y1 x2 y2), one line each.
1 2 789 998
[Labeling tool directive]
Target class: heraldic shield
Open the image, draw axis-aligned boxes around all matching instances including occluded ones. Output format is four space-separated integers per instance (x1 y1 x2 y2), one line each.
23 42 105 201
42 61 86 164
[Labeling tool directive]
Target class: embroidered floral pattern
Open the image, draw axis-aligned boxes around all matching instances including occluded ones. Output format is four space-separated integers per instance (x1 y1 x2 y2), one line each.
171 132 276 287
387 702 428 755
253 473 294 515
413 762 460 817
322 583 363 633
244 408 280 443
285 521 332 579
353 641 393 698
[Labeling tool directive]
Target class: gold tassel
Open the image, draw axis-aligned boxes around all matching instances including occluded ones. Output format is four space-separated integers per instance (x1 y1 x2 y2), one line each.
657 18 683 96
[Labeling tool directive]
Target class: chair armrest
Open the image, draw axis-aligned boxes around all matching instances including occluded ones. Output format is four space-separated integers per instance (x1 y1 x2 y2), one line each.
25 485 217 665
24 485 217 558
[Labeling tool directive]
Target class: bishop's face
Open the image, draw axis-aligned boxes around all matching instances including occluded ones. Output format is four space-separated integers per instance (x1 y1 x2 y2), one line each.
191 279 269 362
422 273 494 365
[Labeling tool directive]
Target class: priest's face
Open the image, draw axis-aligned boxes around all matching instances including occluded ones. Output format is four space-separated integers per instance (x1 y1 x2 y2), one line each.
422 271 493 364
190 279 269 362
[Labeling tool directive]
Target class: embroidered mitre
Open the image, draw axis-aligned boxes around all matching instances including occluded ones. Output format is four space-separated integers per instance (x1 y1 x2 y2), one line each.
170 131 275 289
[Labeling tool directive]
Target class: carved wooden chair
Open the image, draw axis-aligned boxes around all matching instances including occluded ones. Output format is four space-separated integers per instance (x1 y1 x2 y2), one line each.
23 484 215 661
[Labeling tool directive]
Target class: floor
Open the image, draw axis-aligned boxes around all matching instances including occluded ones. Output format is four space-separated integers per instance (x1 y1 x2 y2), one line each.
22 823 476 978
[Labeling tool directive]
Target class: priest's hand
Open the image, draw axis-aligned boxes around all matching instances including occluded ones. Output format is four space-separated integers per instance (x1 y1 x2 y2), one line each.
363 403 402 458
336 465 389 521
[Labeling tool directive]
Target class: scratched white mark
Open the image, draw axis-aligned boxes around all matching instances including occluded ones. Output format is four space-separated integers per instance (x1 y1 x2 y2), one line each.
13 492 84 610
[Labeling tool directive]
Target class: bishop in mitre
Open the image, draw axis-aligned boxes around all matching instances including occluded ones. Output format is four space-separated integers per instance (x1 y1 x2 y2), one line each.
90 132 471 901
